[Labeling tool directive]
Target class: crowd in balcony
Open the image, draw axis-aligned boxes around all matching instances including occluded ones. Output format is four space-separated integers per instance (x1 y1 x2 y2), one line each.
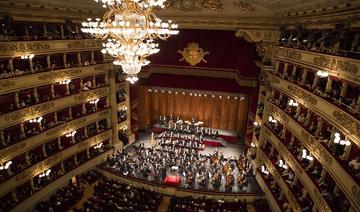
268 89 360 181
0 142 110 211
167 196 248 212
0 50 105 79
0 18 92 41
0 119 110 184
264 108 353 211
0 96 108 149
278 25 360 59
258 167 292 212
274 61 360 119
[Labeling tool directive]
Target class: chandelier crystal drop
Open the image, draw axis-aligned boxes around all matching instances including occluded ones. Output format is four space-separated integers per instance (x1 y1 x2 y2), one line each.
81 0 179 83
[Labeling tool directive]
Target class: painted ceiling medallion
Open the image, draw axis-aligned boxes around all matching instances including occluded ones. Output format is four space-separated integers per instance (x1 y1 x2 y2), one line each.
178 42 210 66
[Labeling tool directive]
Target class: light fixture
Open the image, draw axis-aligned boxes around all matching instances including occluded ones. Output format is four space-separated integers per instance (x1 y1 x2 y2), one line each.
81 0 179 83
251 142 256 147
29 116 43 123
66 131 77 137
89 99 100 104
94 142 103 149
288 99 298 107
20 54 35 60
39 169 51 178
268 116 277 123
316 70 329 78
59 79 71 85
0 161 12 170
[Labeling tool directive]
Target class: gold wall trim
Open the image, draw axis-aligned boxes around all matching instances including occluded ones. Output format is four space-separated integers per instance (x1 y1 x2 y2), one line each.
254 172 282 212
0 63 113 95
273 46 360 84
258 148 301 212
262 126 331 212
97 167 264 202
140 65 258 88
0 109 110 164
265 101 360 210
0 130 111 198
0 87 109 129
0 39 102 58
10 149 112 212
268 73 360 148
235 29 279 43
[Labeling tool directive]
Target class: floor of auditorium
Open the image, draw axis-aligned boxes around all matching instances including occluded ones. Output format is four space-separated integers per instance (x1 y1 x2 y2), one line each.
124 131 262 194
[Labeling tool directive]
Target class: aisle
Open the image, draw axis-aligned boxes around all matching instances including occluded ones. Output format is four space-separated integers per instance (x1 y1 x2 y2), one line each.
71 181 97 211
157 196 171 212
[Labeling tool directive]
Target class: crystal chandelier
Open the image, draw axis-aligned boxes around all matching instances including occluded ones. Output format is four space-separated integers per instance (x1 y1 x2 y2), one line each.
81 0 179 83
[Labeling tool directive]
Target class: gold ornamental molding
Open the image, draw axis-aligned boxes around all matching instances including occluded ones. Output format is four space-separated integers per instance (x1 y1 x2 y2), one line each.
0 130 111 198
273 46 360 84
178 42 210 66
140 65 257 87
235 29 279 43
0 39 102 58
0 109 110 164
265 101 360 210
254 173 282 212
268 73 360 148
0 87 109 129
262 126 331 211
258 149 301 212
0 63 113 95
11 150 112 212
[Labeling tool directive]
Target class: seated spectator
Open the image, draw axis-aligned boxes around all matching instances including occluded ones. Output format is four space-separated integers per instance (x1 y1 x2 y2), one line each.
349 156 360 175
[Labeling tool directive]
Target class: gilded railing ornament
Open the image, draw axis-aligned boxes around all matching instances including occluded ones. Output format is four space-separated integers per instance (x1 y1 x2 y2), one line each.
313 188 331 211
178 42 210 66
287 85 317 105
313 56 358 74
333 110 360 137
74 88 108 101
45 118 87 136
310 141 333 165
352 186 360 204
232 0 255 12
256 42 274 60
4 102 55 121
38 69 83 81
67 40 102 49
0 143 26 162
0 42 50 54
275 48 301 60
0 80 16 90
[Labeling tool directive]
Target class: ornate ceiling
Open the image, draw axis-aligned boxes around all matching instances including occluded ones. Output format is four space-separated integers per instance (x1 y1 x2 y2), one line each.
0 0 359 29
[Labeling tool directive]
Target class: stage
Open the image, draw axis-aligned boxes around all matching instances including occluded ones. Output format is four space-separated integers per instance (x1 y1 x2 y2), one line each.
153 124 241 147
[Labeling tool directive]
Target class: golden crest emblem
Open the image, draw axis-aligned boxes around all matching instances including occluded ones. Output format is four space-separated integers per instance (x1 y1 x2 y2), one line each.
178 42 210 66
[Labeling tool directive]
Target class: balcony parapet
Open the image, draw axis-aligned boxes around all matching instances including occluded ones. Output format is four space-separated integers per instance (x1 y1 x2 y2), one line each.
0 109 110 163
273 46 360 84
11 149 112 212
0 63 114 95
265 101 360 210
0 130 111 198
0 87 109 129
267 73 360 148
257 148 301 212
255 172 282 212
261 126 331 212
0 39 102 58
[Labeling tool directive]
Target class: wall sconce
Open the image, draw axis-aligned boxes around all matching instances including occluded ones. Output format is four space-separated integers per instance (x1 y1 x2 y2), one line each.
65 131 77 137
261 165 269 174
316 70 329 78
59 79 71 85
94 142 103 149
20 54 35 60
268 116 277 123
251 142 256 147
288 99 298 107
29 116 43 123
39 169 51 178
279 159 288 169
89 99 99 104
0 161 12 170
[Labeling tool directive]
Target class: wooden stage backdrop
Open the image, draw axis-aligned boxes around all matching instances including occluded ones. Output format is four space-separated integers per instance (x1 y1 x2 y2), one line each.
137 86 249 137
